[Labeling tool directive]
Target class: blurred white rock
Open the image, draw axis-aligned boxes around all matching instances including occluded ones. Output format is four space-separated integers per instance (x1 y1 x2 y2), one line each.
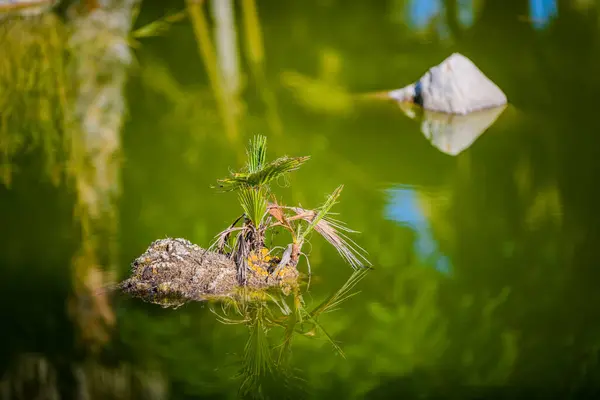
417 105 507 156
389 53 508 115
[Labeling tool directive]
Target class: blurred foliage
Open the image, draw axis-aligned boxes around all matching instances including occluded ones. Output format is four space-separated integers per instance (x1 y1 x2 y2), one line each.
2 0 600 399
118 0 600 396
0 13 69 187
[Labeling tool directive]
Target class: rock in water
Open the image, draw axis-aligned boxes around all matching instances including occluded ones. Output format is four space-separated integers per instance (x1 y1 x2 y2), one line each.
118 238 299 308
389 53 507 115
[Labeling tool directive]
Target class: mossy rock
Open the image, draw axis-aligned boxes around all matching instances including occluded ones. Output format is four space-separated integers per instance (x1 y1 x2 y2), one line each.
119 238 299 308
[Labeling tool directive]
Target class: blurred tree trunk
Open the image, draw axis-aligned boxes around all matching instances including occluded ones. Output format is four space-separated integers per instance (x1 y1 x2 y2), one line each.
65 0 140 354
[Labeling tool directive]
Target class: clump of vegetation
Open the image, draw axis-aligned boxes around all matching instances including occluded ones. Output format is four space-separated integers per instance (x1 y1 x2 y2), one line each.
119 237 300 308
118 135 370 306
115 135 372 398
213 134 371 286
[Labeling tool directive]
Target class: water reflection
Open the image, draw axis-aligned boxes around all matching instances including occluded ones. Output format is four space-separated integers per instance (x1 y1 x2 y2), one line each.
408 0 442 28
457 0 475 28
2 0 600 398
405 105 507 156
0 2 164 398
529 0 558 29
385 185 451 274
407 0 560 36
407 0 475 35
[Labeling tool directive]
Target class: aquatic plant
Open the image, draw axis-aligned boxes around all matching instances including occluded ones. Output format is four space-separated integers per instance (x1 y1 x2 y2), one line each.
113 134 372 397
213 134 372 286
119 134 370 304
209 262 369 399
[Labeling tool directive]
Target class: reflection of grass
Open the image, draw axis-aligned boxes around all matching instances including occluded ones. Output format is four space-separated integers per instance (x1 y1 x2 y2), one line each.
240 0 283 136
129 5 186 47
281 70 353 115
187 0 240 142
0 14 68 186
211 268 369 399
183 0 282 138
280 49 353 115
209 135 372 397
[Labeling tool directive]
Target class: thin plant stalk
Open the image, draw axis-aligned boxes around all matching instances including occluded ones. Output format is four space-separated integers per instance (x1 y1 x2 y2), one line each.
240 0 282 136
186 0 239 142
211 0 241 97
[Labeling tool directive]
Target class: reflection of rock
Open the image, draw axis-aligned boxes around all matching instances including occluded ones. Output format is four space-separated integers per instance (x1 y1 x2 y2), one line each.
408 105 507 156
389 53 507 115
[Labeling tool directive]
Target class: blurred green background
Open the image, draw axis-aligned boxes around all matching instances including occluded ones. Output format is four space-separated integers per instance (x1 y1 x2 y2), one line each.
1 0 600 398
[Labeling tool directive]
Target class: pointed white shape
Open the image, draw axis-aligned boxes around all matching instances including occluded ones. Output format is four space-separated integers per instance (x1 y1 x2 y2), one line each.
420 105 507 156
389 53 508 115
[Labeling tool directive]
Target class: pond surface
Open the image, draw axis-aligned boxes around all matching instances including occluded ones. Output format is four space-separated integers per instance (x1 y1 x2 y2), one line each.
2 0 600 399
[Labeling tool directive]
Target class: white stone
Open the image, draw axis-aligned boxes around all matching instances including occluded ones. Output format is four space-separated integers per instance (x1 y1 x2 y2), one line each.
389 53 508 115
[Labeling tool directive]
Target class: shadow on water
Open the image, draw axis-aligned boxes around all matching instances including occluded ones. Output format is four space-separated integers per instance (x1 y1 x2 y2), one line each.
3 0 600 399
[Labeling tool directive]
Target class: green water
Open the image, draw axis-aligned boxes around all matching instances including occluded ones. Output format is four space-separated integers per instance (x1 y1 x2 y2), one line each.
2 0 600 398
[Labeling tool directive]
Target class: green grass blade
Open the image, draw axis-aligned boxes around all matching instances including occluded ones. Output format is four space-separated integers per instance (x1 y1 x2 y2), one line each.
247 155 310 187
216 155 309 192
239 187 268 227
246 135 268 173
299 185 343 241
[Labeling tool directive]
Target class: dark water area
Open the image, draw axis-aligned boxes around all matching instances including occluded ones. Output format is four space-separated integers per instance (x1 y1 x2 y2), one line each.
2 0 600 399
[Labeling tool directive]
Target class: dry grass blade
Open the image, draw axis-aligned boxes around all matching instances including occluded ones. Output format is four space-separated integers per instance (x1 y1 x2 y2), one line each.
233 232 250 284
267 203 295 234
210 214 244 253
313 217 372 269
274 244 293 273
299 185 343 241
211 226 241 253
288 205 372 270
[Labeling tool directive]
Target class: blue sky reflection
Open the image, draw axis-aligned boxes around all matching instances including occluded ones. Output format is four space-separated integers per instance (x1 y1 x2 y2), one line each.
406 0 558 32
385 186 451 275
